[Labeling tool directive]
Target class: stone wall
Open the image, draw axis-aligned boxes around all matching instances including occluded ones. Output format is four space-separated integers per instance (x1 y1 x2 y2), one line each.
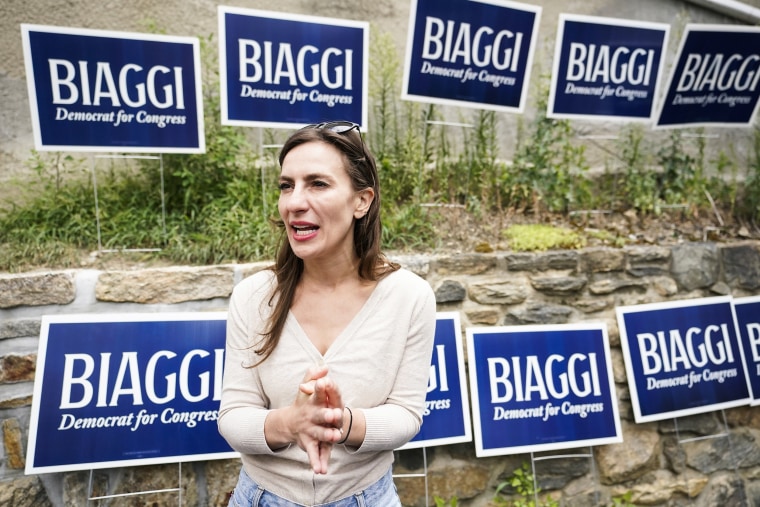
1 241 760 506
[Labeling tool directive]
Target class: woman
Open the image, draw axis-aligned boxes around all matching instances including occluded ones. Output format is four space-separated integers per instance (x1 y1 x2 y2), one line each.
219 121 437 506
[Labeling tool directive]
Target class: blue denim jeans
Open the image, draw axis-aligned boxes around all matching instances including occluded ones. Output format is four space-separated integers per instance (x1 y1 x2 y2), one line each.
228 467 401 507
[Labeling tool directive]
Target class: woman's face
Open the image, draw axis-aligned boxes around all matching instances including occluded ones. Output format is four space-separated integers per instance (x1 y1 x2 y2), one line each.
278 141 373 264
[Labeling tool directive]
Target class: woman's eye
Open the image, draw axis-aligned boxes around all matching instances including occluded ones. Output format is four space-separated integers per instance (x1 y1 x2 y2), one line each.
278 182 292 191
313 180 328 188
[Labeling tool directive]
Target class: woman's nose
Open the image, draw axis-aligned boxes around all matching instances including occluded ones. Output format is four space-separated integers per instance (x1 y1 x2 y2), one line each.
283 185 308 212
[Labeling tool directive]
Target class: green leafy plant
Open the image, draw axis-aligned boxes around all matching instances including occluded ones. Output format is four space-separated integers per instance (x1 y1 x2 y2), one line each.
618 124 659 214
737 126 760 223
368 31 429 205
382 203 439 251
502 224 586 252
656 129 706 210
434 495 459 507
492 462 558 507
504 78 591 215
611 491 637 507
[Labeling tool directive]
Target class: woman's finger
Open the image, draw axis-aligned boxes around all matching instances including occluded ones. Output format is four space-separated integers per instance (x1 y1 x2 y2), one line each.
322 380 343 410
305 440 324 474
317 442 332 474
298 379 316 395
301 364 329 383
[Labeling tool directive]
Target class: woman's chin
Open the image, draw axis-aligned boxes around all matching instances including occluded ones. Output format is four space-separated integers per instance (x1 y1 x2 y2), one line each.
289 242 318 260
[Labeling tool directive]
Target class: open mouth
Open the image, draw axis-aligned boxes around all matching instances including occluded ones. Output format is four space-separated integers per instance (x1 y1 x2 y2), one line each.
292 224 319 237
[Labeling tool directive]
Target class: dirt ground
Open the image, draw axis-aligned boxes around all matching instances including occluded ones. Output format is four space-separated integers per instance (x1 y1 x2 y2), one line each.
420 204 759 255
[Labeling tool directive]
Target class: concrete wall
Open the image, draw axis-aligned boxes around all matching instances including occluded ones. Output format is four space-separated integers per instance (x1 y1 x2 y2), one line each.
2 242 760 506
2 0 760 202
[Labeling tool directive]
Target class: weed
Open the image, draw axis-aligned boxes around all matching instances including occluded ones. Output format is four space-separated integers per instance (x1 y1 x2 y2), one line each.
492 462 558 507
505 78 590 215
738 126 760 223
618 124 659 214
434 496 459 507
501 224 586 252
611 491 636 507
656 130 705 210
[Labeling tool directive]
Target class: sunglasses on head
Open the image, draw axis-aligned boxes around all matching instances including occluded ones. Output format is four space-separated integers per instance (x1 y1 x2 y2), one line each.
301 120 360 134
300 120 376 188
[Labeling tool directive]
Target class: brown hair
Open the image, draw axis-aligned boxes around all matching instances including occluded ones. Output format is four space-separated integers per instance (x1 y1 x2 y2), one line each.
252 125 398 364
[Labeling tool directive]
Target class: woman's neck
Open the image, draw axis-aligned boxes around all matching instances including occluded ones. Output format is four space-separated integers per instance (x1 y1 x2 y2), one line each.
300 255 361 288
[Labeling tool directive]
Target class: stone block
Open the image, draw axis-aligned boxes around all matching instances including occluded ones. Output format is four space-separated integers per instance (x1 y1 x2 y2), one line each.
588 276 648 295
530 275 587 294
389 254 430 277
205 459 240 507
0 354 36 383
671 242 719 290
0 319 40 340
3 418 25 469
653 276 678 297
505 250 579 271
627 265 669 277
434 279 466 303
685 429 760 474
503 302 573 325
595 421 659 483
96 266 234 303
581 248 626 273
628 469 707 504
0 272 75 308
573 297 612 313
0 475 52 507
434 254 497 275
626 245 671 264
465 308 500 325
722 243 760 290
469 278 528 305
396 460 491 506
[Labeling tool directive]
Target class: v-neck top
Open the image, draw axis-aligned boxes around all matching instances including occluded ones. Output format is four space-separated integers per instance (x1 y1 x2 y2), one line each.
287 279 379 360
218 267 436 505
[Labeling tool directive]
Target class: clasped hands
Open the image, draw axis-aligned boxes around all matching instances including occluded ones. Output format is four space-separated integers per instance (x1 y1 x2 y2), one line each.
291 364 346 474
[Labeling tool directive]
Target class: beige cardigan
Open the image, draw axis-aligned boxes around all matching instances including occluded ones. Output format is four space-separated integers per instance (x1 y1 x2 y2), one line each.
218 268 436 505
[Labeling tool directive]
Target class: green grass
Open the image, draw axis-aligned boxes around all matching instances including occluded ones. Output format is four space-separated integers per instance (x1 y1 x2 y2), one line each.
0 150 442 271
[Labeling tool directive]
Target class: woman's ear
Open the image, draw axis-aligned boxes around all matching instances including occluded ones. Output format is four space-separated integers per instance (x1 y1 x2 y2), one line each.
354 187 375 219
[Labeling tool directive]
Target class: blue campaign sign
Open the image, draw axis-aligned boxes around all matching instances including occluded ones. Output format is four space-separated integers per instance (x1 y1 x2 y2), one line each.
733 296 760 406
655 25 760 128
466 323 621 457
218 7 368 129
616 296 751 423
26 313 235 474
547 15 669 121
21 25 205 153
402 0 541 113
400 312 472 450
